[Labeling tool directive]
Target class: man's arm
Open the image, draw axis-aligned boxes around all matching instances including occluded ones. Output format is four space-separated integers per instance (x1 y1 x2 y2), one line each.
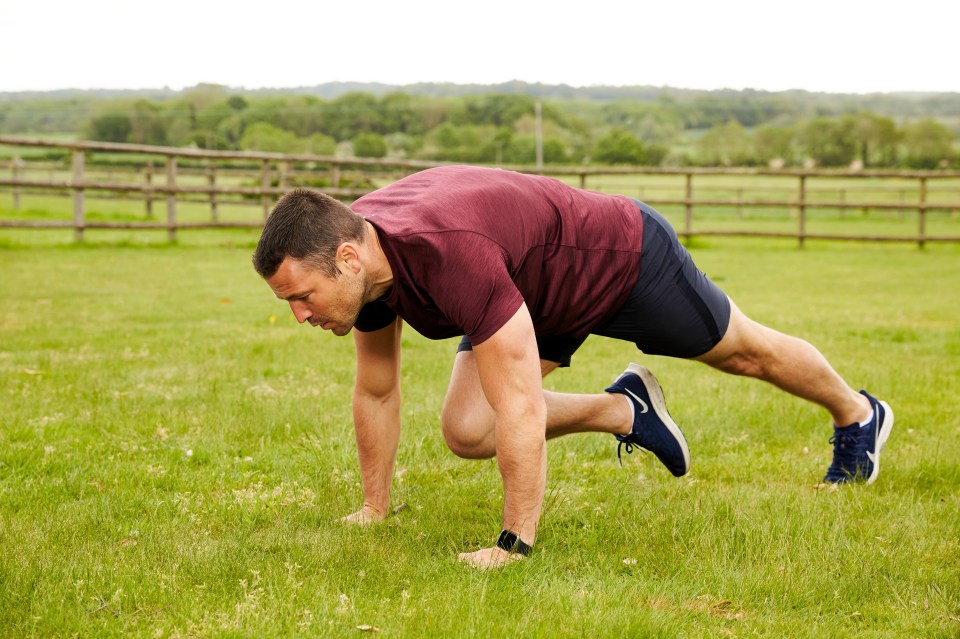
461 303 546 566
343 317 403 524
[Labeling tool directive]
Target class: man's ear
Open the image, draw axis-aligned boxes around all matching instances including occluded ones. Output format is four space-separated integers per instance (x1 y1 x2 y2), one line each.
337 242 362 272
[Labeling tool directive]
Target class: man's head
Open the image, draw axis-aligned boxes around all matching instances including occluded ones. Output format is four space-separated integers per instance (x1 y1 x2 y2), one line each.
253 189 371 336
253 188 366 280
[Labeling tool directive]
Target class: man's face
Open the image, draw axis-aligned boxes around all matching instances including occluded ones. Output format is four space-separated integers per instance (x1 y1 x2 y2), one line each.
266 257 365 336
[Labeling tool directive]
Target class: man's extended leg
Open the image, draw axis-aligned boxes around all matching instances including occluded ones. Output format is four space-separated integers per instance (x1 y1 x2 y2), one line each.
694 299 893 484
693 299 871 426
440 351 631 459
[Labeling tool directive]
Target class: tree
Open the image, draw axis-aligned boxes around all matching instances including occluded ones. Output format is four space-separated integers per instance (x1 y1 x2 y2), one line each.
599 99 683 147
239 122 299 153
380 92 429 136
352 133 388 158
696 120 752 166
845 112 899 167
303 133 336 156
87 112 131 143
195 103 232 131
217 113 246 150
753 124 795 165
226 95 248 112
452 94 536 127
592 129 647 165
321 92 382 141
128 100 167 145
901 118 954 169
797 117 857 167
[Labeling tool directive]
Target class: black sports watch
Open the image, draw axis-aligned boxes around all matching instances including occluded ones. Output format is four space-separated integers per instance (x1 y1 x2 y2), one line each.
496 529 534 556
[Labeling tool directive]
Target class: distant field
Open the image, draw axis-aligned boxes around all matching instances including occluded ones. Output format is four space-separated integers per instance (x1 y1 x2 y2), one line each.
1 237 958 637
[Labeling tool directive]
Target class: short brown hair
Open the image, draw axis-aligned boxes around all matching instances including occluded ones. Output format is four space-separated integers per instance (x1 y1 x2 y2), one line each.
252 188 366 279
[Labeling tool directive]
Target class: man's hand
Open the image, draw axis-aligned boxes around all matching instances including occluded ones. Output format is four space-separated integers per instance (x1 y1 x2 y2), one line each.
458 546 524 570
340 504 386 526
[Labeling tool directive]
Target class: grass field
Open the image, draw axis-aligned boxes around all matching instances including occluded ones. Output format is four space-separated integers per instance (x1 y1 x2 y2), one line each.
1 231 959 637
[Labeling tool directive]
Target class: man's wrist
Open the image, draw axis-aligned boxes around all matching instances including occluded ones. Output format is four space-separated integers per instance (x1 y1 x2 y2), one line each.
363 501 388 518
496 529 534 556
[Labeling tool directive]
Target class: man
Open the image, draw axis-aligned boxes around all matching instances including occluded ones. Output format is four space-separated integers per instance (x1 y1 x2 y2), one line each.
252 165 893 569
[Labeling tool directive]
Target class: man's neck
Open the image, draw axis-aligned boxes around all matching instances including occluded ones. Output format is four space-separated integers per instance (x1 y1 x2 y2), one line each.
364 221 393 301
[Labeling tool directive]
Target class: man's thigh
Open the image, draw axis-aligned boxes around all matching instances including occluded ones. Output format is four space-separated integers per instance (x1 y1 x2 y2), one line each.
593 202 731 359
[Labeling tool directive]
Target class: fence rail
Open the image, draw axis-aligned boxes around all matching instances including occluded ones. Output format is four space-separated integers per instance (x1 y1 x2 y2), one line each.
2 135 959 246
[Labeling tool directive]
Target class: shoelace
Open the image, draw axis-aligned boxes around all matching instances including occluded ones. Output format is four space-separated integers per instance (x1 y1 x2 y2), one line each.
616 439 648 466
826 429 864 473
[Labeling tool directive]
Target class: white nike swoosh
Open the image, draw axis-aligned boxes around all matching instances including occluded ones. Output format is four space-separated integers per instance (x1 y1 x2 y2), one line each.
624 388 650 414
866 450 878 464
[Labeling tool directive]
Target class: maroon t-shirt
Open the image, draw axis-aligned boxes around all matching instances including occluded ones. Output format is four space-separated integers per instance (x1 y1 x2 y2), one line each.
351 166 643 345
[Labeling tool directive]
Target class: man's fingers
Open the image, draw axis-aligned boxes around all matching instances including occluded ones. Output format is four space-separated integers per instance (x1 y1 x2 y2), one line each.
340 506 385 525
340 510 371 525
458 546 524 570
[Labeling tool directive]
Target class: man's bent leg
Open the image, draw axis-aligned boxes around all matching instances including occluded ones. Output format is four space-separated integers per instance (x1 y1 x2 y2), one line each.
440 351 630 459
694 299 872 426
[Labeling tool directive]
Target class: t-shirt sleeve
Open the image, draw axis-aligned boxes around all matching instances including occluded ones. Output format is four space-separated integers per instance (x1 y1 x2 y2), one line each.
427 232 523 345
354 300 397 333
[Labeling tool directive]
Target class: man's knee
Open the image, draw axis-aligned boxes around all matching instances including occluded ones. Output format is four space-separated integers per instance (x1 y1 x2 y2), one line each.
710 350 768 378
696 304 778 379
440 405 495 459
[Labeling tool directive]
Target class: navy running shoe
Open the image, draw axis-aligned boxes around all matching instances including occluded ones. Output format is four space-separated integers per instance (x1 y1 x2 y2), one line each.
605 363 690 477
823 390 894 485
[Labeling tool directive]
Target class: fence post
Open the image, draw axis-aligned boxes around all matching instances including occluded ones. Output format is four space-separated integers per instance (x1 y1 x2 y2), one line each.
72 149 85 242
207 160 218 222
331 163 341 190
684 172 694 238
166 155 177 242
279 160 291 191
261 159 271 219
917 176 927 249
12 157 23 211
579 172 587 190
798 174 807 248
144 161 154 219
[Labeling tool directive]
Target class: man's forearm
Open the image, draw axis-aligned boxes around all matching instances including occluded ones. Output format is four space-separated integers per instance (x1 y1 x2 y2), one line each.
495 408 547 545
352 390 402 514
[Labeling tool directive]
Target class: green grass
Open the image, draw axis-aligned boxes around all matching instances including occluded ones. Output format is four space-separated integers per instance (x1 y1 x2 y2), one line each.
1 236 959 637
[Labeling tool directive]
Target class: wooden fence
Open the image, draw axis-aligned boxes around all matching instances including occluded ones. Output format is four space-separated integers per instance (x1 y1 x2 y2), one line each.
2 135 959 247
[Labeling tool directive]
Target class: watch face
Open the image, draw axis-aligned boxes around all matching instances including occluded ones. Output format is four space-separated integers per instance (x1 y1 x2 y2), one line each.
496 530 533 556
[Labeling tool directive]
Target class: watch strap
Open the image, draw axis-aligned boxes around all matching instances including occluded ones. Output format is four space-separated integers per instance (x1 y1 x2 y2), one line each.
496 529 533 556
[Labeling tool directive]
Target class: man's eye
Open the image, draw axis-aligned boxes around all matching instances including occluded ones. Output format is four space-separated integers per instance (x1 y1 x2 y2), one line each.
298 294 311 301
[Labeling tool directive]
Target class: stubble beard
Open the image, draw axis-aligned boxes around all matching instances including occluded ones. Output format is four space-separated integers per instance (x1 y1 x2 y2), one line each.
332 274 371 336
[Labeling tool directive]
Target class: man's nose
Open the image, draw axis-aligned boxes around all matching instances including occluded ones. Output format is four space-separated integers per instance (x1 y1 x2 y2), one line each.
289 300 312 324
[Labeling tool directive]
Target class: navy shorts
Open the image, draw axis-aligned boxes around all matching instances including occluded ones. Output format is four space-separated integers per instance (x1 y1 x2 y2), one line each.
457 200 731 365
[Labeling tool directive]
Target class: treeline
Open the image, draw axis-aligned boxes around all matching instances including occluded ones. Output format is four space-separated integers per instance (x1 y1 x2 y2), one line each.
1 83 957 169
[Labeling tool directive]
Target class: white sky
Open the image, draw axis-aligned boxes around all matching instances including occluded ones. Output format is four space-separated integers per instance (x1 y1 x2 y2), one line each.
1 0 958 94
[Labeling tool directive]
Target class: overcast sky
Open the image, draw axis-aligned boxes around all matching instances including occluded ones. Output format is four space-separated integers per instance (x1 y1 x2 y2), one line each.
1 0 957 94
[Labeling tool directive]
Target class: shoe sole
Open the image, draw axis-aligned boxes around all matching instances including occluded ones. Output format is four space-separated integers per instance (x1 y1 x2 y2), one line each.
865 400 894 486
627 363 691 476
